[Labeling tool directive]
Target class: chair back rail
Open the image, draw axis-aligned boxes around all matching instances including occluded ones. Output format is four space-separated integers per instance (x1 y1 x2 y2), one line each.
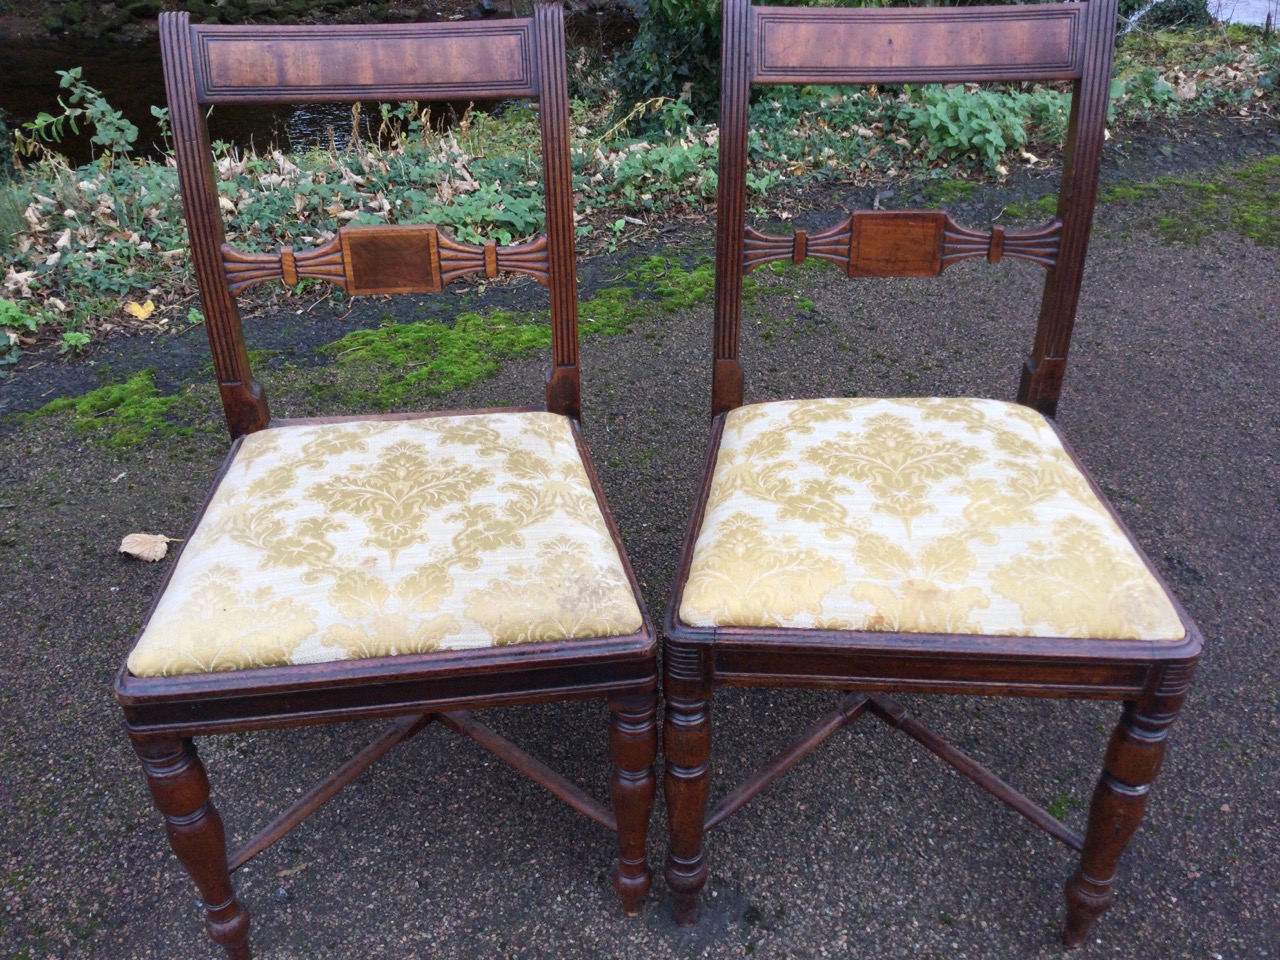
160 6 581 438
712 0 1119 417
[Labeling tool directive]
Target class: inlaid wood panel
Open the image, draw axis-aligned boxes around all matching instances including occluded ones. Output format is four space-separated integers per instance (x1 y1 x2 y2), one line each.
742 211 1062 277
752 3 1084 85
192 22 536 102
221 225 551 296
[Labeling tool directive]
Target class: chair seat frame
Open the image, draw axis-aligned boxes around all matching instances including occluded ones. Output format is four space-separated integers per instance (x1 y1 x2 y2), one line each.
663 0 1203 947
117 10 657 959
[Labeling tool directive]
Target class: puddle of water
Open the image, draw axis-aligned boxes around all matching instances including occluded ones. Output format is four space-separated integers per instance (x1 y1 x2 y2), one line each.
0 10 636 165
1213 0 1278 26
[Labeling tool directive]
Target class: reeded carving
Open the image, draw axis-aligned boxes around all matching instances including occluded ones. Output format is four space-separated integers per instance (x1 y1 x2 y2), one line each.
436 232 551 286
942 218 1062 269
223 235 344 294
743 210 1062 277
221 225 550 296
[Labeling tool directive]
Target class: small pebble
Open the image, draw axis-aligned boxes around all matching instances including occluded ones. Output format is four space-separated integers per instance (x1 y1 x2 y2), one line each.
274 887 290 904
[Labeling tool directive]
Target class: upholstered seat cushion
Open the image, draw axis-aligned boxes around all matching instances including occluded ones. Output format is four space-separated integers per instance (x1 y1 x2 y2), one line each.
127 412 644 677
679 398 1184 641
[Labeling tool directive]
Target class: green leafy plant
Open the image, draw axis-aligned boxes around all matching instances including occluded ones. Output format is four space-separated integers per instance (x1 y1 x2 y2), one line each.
59 330 90 354
903 84 1034 173
1 299 40 374
17 68 138 160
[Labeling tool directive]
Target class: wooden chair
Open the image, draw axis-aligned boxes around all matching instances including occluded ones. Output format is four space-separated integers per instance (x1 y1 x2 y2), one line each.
116 9 656 957
663 0 1202 945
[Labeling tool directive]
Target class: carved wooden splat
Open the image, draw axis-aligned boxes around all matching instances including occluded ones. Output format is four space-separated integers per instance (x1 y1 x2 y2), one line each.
221 224 551 295
742 210 1062 277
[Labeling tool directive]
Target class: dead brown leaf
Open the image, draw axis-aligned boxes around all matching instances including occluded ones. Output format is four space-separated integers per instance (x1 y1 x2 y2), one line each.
119 533 177 562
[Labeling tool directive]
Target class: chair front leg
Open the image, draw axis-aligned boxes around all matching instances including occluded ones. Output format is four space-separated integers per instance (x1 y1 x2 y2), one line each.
608 685 658 914
133 736 251 960
1064 663 1194 946
663 641 714 925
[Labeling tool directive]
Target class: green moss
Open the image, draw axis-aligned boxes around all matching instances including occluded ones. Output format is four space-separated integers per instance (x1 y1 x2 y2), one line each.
34 370 190 447
624 255 717 311
1100 182 1159 204
316 252 809 407
1221 155 1280 246
325 309 551 406
922 177 977 207
1005 194 1058 219
1107 157 1280 247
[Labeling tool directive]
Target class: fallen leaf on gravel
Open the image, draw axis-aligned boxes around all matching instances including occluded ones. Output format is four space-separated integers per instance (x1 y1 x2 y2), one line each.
119 533 176 562
276 862 311 878
124 300 156 320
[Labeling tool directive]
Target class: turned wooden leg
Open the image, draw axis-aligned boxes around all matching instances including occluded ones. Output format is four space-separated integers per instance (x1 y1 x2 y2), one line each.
1064 663 1194 947
663 641 713 925
133 737 251 960
608 686 658 915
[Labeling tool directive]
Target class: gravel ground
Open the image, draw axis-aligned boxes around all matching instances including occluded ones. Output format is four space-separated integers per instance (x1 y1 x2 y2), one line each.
1 127 1278 959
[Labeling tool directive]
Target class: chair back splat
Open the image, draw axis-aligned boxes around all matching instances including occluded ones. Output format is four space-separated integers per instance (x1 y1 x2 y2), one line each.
161 8 583 437
664 0 1203 948
712 0 1117 418
117 9 657 957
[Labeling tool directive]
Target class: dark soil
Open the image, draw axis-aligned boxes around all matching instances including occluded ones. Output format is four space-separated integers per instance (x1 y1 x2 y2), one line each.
0 114 1277 959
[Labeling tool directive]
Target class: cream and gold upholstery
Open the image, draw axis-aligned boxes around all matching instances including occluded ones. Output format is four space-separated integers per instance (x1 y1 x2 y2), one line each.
679 398 1184 641
127 412 644 677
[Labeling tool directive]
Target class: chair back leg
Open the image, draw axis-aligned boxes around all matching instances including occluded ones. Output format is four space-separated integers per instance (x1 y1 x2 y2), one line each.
608 687 659 913
133 737 251 959
1064 663 1194 945
662 641 714 923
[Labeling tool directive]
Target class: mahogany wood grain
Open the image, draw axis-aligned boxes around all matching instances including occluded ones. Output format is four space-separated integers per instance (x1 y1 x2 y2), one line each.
126 10 657 956
669 0 1201 945
1020 0 1118 416
133 738 251 959
1064 663 1193 944
436 711 617 831
533 0 582 419
221 227 554 296
192 21 537 103
161 13 268 438
608 688 659 914
743 212 1062 277
704 693 868 831
662 641 714 925
751 3 1085 85
227 713 434 871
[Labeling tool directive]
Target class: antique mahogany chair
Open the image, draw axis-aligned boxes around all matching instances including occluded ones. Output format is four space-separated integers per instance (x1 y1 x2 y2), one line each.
663 0 1202 945
115 9 656 957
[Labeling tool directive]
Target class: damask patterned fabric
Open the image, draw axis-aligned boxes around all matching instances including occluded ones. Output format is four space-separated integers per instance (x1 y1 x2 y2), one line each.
679 398 1185 641
127 412 644 677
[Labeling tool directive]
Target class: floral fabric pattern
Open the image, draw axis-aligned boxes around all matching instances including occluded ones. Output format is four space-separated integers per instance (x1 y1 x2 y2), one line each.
127 412 643 677
679 398 1185 641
